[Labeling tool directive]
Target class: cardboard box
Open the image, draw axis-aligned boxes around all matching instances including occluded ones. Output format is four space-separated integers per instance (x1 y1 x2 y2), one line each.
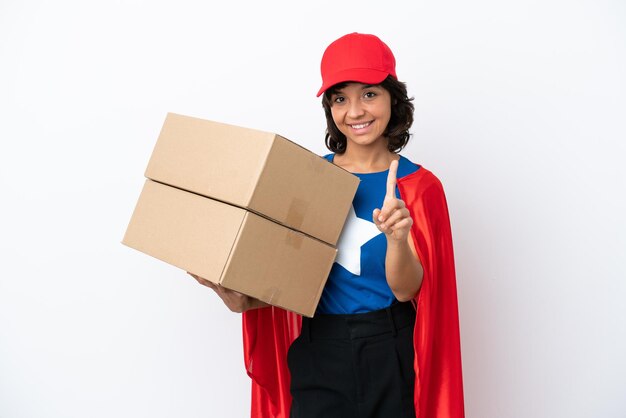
145 113 359 246
123 180 337 317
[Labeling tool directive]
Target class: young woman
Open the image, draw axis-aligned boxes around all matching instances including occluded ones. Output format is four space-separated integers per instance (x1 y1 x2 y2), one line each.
191 33 464 418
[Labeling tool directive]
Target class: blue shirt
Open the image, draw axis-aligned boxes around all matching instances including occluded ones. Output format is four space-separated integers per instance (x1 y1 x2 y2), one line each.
316 155 420 314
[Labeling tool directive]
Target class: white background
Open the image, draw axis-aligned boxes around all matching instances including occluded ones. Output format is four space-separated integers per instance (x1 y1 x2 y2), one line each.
1 1 625 417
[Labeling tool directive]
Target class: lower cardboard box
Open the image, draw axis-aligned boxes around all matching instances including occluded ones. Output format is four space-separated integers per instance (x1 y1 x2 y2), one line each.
122 179 336 317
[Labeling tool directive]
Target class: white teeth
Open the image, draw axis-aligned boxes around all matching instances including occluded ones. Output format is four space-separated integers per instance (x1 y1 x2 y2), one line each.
350 122 371 129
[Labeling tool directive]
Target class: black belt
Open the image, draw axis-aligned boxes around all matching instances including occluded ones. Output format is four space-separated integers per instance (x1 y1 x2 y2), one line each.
303 301 416 340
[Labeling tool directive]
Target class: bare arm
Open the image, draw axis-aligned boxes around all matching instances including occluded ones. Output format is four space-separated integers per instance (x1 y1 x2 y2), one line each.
188 273 270 313
373 159 424 301
384 234 423 301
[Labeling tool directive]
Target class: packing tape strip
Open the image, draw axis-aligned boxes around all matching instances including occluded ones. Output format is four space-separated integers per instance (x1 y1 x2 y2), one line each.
285 229 304 249
285 198 308 230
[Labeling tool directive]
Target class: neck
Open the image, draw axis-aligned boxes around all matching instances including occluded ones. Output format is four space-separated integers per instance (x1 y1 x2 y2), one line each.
334 142 399 173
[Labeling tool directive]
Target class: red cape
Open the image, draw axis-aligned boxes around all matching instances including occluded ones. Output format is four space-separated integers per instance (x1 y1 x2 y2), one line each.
242 167 465 418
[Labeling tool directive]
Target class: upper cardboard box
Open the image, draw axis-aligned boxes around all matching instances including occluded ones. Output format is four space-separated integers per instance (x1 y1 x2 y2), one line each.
145 113 359 246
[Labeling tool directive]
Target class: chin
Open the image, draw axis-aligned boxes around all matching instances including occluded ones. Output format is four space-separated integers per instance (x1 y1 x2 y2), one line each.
346 136 387 148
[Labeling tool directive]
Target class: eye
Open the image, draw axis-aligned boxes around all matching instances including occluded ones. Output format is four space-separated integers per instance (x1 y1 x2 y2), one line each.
333 96 345 104
363 91 377 99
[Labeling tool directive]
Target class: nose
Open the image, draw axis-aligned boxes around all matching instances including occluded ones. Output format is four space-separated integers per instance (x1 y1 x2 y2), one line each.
347 99 365 119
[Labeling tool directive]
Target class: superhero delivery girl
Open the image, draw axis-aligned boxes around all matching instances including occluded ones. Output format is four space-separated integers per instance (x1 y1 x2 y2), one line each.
190 33 464 418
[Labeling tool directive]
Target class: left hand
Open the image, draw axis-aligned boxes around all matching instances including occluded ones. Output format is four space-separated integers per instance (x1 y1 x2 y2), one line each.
373 159 413 242
188 272 254 313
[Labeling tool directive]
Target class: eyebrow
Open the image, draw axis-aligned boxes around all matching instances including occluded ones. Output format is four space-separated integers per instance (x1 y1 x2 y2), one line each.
333 84 379 95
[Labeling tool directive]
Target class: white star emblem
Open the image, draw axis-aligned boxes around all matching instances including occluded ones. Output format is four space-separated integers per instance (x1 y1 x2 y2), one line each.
335 205 382 275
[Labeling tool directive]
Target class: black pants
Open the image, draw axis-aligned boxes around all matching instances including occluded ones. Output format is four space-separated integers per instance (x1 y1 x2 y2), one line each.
287 302 416 418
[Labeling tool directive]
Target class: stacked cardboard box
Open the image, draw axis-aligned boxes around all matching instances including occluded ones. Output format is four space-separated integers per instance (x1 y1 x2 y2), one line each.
123 113 359 317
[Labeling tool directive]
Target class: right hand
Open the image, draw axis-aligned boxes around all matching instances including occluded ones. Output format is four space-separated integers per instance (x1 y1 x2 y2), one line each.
187 272 265 313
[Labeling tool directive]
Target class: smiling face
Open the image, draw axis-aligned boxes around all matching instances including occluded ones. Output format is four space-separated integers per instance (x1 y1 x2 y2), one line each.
329 82 392 150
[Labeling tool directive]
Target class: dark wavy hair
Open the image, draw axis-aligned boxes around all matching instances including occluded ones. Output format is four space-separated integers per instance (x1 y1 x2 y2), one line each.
322 76 414 154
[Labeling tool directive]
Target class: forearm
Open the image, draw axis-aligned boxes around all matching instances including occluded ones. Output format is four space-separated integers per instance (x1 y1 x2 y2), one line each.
385 239 423 302
188 272 271 313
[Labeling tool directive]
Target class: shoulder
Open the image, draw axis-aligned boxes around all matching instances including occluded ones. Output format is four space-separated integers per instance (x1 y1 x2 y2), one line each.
397 155 420 178
397 158 442 190
397 162 449 212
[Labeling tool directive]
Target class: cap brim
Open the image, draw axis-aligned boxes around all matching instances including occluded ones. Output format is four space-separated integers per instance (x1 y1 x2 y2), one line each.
316 68 390 97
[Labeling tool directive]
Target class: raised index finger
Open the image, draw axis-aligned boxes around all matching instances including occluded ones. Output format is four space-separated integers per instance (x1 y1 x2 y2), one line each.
386 159 399 198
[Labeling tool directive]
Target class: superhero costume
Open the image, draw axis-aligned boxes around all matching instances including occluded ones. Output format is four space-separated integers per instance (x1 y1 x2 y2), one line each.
242 166 465 418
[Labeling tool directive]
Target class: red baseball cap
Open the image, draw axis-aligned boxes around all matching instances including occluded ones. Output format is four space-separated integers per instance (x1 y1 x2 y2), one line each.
317 33 397 97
